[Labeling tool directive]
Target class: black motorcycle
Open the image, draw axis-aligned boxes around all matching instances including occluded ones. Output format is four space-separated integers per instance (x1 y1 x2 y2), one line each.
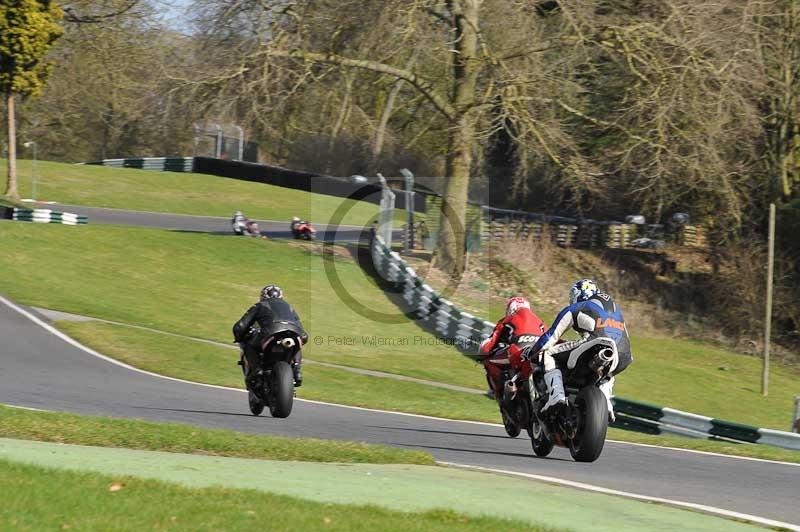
500 337 617 462
239 322 303 418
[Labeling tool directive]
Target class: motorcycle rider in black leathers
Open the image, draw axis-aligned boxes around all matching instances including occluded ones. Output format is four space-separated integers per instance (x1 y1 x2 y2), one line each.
232 284 308 388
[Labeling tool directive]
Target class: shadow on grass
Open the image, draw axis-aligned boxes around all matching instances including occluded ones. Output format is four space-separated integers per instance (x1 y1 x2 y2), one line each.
406 443 575 462
133 406 256 418
169 228 367 242
367 425 511 440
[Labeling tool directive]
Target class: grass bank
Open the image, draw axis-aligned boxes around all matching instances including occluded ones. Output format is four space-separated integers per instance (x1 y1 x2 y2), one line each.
1 222 798 460
1 459 539 532
0 222 485 390
3 221 795 430
0 404 433 465
1 158 395 227
3 438 770 532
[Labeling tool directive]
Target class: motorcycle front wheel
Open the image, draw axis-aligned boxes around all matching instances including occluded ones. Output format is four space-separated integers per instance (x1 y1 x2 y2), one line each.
501 408 522 438
268 361 294 418
530 418 554 457
568 386 608 462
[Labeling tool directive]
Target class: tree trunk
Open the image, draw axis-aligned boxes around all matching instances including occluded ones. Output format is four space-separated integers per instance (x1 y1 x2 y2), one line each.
433 0 482 276
784 0 800 200
773 0 800 201
4 91 19 200
435 113 475 274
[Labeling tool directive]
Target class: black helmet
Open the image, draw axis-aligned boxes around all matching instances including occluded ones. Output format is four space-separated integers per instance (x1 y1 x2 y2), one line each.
260 285 283 300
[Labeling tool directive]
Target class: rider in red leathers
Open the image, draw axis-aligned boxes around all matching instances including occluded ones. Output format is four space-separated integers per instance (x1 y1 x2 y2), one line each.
480 296 546 398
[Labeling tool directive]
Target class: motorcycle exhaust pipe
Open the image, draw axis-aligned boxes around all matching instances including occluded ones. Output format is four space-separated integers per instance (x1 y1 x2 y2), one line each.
589 348 614 376
279 338 296 349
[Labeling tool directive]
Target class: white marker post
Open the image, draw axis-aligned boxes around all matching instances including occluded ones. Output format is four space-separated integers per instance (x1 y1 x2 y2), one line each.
22 141 36 202
762 203 775 397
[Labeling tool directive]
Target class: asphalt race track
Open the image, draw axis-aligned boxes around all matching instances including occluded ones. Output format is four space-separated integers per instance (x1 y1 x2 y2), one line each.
30 203 377 242
1 298 799 528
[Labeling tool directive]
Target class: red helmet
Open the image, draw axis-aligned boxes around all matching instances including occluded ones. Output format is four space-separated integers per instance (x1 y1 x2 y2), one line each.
506 296 530 316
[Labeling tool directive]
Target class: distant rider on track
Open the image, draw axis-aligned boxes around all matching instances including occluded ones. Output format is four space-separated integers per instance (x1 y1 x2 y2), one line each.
233 285 308 389
530 279 633 421
480 296 547 398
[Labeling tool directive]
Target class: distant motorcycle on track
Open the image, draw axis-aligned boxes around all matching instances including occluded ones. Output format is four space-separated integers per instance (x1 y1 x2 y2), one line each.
495 338 618 462
232 211 264 238
290 217 316 240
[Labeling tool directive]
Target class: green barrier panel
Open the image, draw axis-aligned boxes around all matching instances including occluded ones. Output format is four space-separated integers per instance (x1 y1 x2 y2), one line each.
709 419 761 443
122 158 145 169
612 398 665 422
611 413 663 436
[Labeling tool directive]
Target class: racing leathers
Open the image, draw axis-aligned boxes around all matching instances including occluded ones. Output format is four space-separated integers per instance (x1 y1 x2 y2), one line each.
232 298 308 387
232 212 247 234
290 219 307 235
480 308 546 397
531 292 632 419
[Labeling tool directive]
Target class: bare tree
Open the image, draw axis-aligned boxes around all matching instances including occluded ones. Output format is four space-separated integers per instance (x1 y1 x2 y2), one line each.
188 0 608 275
755 0 800 201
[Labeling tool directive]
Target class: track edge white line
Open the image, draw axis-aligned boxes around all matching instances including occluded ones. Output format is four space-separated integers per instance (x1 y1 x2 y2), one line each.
438 462 800 531
2 294 798 469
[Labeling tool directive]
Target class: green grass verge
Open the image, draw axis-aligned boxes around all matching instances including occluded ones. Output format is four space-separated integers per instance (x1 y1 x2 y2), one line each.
1 222 798 461
55 320 800 464
1 460 542 532
0 404 433 465
0 222 484 390
1 158 405 226
2 221 798 430
0 197 22 208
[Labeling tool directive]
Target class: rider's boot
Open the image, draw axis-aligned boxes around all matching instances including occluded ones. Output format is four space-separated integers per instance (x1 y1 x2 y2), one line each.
541 369 567 414
292 364 303 387
598 376 616 423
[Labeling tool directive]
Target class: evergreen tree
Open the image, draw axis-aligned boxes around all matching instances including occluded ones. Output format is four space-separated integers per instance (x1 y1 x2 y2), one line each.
0 0 62 200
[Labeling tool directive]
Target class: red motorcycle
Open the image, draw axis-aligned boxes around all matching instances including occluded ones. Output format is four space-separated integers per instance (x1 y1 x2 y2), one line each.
291 219 316 240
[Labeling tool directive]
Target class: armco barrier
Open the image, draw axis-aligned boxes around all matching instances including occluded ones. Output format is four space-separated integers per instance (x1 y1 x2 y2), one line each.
613 397 800 450
370 233 800 451
370 233 494 354
86 157 425 212
11 208 87 225
86 157 193 173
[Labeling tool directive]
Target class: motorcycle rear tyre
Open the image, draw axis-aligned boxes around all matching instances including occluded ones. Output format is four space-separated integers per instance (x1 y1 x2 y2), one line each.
268 361 294 418
568 386 608 462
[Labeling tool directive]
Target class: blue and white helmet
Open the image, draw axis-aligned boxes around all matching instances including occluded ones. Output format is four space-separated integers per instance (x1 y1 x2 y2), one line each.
569 279 598 305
